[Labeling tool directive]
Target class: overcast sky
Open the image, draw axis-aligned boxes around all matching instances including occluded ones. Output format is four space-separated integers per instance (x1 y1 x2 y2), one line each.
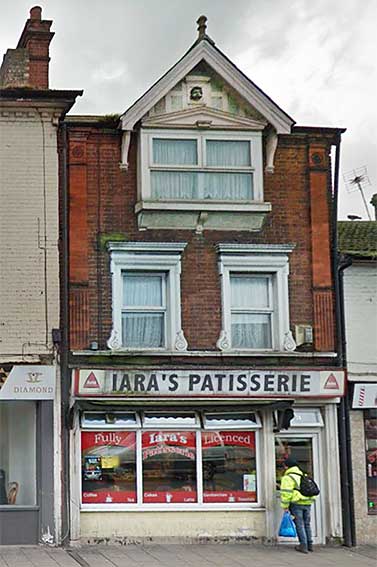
1 0 376 219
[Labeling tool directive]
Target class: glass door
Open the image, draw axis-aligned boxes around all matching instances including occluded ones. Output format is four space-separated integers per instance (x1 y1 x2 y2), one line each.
274 433 323 544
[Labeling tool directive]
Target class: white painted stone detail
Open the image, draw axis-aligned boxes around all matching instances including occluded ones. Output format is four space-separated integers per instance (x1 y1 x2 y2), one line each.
283 330 296 352
107 328 122 351
174 330 188 351
216 330 231 351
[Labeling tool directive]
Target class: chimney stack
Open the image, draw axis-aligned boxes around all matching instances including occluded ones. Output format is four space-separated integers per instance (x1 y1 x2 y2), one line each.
0 6 54 89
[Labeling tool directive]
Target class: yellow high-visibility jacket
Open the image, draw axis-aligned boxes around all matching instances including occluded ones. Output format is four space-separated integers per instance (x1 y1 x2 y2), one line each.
280 465 316 509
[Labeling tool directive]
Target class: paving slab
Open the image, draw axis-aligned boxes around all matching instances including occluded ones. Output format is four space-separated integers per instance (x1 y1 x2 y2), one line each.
0 544 375 567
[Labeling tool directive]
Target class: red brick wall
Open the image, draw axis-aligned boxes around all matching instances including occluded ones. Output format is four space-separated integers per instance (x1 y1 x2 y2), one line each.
67 127 336 353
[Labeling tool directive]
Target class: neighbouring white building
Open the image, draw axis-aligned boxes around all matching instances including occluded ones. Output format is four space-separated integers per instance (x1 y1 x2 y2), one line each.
339 214 377 544
0 6 80 545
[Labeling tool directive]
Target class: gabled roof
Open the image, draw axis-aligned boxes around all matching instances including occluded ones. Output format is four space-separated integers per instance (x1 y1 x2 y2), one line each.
120 32 295 134
338 221 377 259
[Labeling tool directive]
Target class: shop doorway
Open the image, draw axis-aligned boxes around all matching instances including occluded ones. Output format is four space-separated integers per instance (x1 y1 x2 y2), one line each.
274 432 324 544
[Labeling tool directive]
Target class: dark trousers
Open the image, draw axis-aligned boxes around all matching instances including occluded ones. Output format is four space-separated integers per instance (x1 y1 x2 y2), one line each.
290 503 313 549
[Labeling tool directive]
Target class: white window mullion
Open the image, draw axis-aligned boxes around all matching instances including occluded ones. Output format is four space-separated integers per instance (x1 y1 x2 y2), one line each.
196 430 203 504
136 430 143 506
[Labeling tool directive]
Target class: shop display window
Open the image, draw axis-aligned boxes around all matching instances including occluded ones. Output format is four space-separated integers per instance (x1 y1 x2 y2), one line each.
202 430 257 503
80 411 260 507
142 430 197 503
81 431 137 504
0 401 36 506
364 409 377 515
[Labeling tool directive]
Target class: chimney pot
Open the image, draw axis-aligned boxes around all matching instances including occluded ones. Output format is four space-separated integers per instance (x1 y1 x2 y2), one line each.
30 6 42 20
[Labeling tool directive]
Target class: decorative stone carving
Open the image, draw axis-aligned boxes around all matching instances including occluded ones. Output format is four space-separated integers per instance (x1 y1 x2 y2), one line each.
216 329 231 351
283 330 296 352
190 86 203 101
107 328 122 350
174 330 188 351
195 211 208 234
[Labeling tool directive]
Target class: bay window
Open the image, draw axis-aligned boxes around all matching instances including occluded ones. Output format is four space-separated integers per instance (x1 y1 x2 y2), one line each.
80 411 261 508
148 134 256 202
136 129 269 231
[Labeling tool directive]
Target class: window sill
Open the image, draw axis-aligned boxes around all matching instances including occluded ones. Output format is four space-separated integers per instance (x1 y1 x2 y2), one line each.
71 349 337 358
80 504 265 512
135 200 271 231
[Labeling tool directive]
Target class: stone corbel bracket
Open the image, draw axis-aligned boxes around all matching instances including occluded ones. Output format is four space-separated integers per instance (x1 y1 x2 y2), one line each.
120 130 131 170
265 129 278 174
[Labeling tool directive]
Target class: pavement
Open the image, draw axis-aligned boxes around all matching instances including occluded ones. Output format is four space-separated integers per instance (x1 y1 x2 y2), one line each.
0 544 376 567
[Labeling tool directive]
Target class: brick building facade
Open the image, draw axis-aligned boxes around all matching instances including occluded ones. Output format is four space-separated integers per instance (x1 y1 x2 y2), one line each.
65 18 346 544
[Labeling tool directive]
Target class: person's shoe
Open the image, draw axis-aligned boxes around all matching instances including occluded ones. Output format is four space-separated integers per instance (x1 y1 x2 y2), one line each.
307 543 314 552
295 545 309 554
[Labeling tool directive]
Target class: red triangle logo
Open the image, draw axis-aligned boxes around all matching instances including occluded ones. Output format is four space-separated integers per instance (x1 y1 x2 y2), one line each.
324 373 339 390
83 372 100 389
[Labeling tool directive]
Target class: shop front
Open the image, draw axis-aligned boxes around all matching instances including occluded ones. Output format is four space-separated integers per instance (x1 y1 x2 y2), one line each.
350 382 377 543
0 365 56 545
69 367 344 544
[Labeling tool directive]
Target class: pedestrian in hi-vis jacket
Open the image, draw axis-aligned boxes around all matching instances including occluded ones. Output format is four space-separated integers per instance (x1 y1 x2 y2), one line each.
280 457 317 554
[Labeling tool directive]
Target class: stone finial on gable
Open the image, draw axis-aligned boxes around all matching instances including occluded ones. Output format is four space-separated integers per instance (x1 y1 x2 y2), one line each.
197 15 207 39
196 15 215 45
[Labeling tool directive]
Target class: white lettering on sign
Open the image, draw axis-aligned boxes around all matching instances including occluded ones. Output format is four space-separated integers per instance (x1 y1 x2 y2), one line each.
149 432 188 445
94 432 122 445
76 369 345 398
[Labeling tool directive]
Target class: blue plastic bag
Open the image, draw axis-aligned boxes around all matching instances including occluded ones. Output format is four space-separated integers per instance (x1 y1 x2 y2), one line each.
278 511 297 537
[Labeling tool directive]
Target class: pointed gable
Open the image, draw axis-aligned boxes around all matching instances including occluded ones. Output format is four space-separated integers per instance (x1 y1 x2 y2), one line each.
120 24 294 135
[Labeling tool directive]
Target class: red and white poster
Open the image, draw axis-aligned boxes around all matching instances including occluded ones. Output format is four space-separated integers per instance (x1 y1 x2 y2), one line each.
81 431 136 504
142 430 197 503
202 431 257 503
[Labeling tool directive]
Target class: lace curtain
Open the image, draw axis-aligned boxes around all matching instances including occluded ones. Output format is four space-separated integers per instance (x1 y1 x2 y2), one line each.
206 140 251 167
230 276 272 348
122 274 165 348
151 139 253 201
153 139 197 165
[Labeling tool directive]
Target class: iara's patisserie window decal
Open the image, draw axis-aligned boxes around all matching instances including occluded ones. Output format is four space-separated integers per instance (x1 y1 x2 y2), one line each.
202 431 257 503
142 430 197 504
81 431 136 504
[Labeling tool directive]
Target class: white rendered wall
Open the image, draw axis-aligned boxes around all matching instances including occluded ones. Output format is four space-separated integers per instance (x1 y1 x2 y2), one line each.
0 107 60 359
343 261 377 543
343 263 377 379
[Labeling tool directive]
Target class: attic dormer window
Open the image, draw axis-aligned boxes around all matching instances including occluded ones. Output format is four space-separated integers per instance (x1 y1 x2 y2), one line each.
141 129 263 202
137 128 270 231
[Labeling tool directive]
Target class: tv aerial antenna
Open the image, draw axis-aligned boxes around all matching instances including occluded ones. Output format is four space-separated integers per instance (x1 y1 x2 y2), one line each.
343 166 372 220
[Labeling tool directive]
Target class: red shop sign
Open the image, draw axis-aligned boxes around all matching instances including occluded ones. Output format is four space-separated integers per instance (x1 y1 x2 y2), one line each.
202 431 255 449
81 431 136 450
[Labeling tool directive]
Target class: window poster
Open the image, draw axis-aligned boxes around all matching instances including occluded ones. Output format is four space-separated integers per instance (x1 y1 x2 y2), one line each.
142 430 197 503
202 431 257 503
364 410 377 514
81 431 136 504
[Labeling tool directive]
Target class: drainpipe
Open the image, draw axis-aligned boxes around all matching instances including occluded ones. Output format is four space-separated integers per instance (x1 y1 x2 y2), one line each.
332 134 356 547
60 122 71 545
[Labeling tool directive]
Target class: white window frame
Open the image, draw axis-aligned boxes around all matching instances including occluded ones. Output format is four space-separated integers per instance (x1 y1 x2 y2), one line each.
79 410 262 511
217 244 294 352
139 128 264 203
108 242 187 352
229 273 275 350
122 271 167 349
